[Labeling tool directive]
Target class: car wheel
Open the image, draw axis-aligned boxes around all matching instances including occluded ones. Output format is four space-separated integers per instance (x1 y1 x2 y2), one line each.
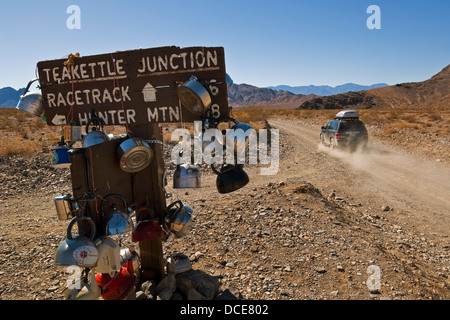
320 134 325 145
330 138 336 150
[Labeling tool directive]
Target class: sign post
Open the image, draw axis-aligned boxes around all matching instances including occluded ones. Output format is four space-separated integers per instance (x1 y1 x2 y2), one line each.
38 46 229 285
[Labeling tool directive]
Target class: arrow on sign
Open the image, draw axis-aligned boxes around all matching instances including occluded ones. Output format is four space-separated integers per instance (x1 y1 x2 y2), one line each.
52 114 67 125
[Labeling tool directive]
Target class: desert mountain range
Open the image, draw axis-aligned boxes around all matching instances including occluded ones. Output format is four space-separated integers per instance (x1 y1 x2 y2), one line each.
299 64 450 110
1 64 448 110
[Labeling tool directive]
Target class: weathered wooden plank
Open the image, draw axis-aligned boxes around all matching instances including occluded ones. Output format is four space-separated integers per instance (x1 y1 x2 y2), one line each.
37 46 229 126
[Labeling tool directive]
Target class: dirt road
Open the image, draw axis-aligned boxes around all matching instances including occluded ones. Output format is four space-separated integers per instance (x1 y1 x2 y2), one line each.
268 118 450 237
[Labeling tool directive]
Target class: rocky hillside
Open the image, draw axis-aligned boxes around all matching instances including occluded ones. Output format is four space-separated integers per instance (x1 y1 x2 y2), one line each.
228 83 318 109
299 64 450 110
268 83 388 96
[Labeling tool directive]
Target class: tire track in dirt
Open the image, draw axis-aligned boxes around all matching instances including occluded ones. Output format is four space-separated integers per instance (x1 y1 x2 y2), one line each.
269 118 450 237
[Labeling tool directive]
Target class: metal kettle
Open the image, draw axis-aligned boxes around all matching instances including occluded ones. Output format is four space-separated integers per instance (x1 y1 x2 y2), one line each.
117 136 154 173
15 78 44 118
82 116 109 148
173 163 201 188
101 194 134 236
164 200 194 238
212 164 249 194
55 216 99 267
177 75 212 115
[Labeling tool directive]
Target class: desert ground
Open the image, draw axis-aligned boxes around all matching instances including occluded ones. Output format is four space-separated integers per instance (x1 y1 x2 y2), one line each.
0 107 448 300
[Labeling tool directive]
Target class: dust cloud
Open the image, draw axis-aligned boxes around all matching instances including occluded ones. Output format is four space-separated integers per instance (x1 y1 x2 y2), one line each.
317 142 450 210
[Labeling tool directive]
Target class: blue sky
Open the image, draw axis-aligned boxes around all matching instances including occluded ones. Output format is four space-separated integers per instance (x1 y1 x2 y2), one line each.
0 0 449 89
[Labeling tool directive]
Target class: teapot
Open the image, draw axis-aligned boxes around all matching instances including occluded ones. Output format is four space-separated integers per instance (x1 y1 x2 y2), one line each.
15 78 44 118
101 194 134 236
164 200 194 238
82 116 109 148
177 75 212 115
173 163 201 188
96 259 136 300
212 164 249 194
131 207 164 242
55 216 99 267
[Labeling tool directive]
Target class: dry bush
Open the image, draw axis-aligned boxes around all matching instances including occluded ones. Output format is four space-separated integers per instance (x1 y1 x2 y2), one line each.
0 137 40 155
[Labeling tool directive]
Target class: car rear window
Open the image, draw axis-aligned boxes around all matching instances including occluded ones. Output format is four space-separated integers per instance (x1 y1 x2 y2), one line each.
338 120 367 132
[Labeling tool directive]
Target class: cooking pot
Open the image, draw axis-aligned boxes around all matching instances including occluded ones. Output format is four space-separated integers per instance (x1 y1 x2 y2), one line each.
95 237 121 274
15 78 44 118
55 216 99 267
117 136 154 173
165 200 193 238
51 141 71 168
173 163 201 188
177 76 212 115
65 270 101 300
96 259 136 300
54 194 79 220
212 164 249 194
82 116 109 148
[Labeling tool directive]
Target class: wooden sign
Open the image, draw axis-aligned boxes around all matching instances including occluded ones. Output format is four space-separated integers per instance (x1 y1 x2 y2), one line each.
37 46 229 126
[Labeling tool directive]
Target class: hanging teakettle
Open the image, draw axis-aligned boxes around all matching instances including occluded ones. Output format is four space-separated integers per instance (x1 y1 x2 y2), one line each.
82 116 109 148
164 200 194 238
54 194 79 220
177 76 212 115
96 259 136 300
101 194 134 236
212 163 249 194
51 138 71 168
15 78 44 118
55 216 99 267
173 163 201 188
223 118 254 158
117 135 154 173
131 207 164 242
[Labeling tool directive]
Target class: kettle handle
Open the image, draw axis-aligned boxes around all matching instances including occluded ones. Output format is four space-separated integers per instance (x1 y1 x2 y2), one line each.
211 163 244 175
166 200 183 212
67 216 96 240
101 193 129 217
85 115 105 134
22 78 40 96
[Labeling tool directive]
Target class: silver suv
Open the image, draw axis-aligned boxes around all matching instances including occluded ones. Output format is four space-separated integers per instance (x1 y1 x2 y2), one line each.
320 110 368 152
